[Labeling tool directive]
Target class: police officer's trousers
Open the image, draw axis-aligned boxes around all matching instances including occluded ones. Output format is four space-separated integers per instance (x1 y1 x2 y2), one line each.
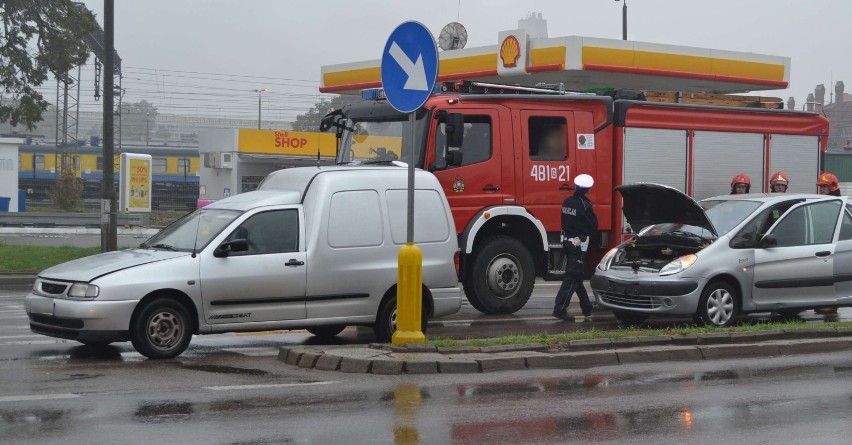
553 243 593 316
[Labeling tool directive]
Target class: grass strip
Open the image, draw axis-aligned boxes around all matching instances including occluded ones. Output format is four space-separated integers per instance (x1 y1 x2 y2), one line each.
427 320 852 348
0 244 99 272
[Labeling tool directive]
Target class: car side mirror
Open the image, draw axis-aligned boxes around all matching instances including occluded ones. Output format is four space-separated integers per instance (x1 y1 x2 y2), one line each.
213 238 249 257
445 150 463 166
445 113 464 148
760 234 778 248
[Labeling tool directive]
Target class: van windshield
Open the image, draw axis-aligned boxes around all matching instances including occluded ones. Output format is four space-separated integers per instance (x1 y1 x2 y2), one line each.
141 208 242 252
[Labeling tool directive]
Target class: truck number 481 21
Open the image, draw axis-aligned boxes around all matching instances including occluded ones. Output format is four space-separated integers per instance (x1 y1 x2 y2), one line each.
530 165 569 182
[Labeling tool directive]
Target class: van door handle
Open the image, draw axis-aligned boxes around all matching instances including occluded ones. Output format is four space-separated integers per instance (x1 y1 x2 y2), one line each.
559 183 575 191
482 185 501 192
285 259 305 267
815 251 832 258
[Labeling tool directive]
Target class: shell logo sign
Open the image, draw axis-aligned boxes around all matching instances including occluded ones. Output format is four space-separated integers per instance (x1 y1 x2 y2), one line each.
500 36 521 68
496 29 528 77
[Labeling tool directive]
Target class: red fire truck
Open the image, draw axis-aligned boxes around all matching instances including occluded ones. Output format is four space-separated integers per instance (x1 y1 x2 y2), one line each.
321 81 830 314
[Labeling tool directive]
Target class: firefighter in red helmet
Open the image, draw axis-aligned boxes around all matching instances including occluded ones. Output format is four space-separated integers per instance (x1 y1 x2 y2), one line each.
816 172 841 196
769 171 789 193
731 174 751 194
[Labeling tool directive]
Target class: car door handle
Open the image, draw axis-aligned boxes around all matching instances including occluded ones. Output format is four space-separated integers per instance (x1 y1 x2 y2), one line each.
559 183 575 191
815 251 832 258
482 185 501 192
285 259 305 267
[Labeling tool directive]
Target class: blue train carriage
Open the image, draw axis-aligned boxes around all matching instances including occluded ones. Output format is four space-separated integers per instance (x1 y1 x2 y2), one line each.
18 144 201 211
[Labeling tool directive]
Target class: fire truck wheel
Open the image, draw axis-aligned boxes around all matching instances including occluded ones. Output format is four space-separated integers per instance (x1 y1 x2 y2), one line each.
464 236 535 314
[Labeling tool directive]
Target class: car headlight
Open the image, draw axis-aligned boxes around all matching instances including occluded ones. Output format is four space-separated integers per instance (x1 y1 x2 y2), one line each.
597 248 618 271
68 283 100 298
32 278 41 293
659 254 698 276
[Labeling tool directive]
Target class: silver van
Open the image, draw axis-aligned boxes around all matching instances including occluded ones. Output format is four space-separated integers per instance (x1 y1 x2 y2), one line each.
26 167 462 358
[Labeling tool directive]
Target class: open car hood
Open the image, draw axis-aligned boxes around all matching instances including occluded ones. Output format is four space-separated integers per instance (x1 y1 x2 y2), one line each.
617 183 717 236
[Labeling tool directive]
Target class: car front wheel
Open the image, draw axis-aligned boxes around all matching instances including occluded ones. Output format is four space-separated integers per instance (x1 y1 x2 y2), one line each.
697 281 739 327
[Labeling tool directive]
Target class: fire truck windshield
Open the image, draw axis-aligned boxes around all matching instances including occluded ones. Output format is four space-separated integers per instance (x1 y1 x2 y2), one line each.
325 103 428 167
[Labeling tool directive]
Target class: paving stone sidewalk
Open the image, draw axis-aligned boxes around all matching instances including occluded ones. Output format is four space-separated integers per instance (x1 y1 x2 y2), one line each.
278 327 852 375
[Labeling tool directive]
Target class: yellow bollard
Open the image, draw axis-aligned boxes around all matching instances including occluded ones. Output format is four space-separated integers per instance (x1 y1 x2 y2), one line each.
392 242 425 345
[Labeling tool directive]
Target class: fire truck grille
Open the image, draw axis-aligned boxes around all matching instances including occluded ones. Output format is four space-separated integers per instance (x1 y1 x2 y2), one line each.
599 292 662 309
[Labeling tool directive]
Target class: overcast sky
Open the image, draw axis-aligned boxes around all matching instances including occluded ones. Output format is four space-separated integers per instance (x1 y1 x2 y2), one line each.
72 0 851 121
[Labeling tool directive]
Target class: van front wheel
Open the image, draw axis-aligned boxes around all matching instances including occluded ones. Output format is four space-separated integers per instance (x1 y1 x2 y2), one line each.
306 325 346 338
130 298 193 359
463 236 535 315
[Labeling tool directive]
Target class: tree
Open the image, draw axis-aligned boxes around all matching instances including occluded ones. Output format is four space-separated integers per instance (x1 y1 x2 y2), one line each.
291 95 359 132
0 0 97 130
120 100 158 141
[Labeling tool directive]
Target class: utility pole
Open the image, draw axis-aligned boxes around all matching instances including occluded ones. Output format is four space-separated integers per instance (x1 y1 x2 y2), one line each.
615 0 627 40
253 88 268 129
100 0 117 252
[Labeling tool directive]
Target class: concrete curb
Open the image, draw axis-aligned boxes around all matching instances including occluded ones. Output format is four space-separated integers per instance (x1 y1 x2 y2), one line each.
279 329 852 375
0 273 37 290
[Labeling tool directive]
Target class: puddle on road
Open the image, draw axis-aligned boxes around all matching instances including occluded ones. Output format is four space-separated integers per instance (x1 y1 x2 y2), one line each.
0 408 72 424
134 401 194 423
179 363 268 376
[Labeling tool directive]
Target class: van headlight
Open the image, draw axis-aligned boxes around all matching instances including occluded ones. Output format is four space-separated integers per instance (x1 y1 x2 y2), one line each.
68 283 100 298
597 248 618 271
659 254 698 276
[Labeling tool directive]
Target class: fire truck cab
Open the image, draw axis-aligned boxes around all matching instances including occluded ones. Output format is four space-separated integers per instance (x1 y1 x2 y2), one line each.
322 81 829 315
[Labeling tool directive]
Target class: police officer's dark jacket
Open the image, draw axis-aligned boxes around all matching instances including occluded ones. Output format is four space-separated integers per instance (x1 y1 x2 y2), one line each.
561 189 598 239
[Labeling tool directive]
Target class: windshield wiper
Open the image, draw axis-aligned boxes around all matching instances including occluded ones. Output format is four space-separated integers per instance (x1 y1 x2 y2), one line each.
149 243 179 251
668 230 714 241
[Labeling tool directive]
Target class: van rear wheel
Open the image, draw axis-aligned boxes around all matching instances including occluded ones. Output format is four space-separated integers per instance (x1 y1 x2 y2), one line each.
306 325 346 338
463 236 535 315
373 295 429 343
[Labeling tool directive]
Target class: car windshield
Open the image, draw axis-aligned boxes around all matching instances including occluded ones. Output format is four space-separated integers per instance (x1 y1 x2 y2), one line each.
328 103 428 166
700 199 762 235
141 208 242 252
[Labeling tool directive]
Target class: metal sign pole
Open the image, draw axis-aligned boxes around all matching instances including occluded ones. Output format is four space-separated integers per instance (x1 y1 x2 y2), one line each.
407 111 415 243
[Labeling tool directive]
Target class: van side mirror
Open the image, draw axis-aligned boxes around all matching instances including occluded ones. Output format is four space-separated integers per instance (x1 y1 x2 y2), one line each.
213 238 249 257
445 113 464 148
760 234 778 248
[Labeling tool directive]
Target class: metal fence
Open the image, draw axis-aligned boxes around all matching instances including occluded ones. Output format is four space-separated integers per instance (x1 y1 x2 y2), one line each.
19 178 199 212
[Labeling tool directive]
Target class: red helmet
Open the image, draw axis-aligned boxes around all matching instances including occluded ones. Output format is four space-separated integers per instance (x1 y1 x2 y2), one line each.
817 172 840 192
731 173 751 193
769 171 789 187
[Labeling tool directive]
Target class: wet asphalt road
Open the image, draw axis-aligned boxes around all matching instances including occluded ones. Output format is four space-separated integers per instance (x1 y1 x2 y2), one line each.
2 289 852 444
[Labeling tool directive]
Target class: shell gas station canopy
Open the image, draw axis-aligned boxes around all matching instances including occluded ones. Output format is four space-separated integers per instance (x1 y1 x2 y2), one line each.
320 30 789 95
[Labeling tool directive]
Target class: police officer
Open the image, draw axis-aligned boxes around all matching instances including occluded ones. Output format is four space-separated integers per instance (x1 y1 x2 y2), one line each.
553 174 597 322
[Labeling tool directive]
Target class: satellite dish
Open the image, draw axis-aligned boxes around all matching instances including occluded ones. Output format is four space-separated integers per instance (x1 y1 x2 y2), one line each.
438 22 468 51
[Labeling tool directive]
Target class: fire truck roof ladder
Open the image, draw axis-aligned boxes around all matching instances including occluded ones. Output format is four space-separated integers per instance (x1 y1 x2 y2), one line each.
443 80 590 96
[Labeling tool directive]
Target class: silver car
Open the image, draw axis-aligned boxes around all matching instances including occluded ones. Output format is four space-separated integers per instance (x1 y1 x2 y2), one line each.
591 183 852 326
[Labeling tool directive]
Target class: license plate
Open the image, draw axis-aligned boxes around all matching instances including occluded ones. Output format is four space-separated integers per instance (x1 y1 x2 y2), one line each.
608 281 627 294
30 297 54 316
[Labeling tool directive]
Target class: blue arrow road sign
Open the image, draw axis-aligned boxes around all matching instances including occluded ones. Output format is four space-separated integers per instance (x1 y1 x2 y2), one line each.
381 21 439 113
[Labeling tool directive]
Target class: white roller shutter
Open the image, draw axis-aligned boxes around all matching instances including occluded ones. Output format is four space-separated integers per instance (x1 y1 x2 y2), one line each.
693 131 764 200
622 128 688 192
769 135 820 194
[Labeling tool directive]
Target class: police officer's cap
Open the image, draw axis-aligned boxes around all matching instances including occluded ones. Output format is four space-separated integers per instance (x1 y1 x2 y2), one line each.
574 174 594 189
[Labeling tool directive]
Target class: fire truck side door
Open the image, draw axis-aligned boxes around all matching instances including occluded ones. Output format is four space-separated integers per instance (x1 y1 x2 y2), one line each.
518 110 576 229
429 108 505 229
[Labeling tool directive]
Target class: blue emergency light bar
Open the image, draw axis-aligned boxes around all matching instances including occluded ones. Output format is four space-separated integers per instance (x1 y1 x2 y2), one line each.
361 84 442 101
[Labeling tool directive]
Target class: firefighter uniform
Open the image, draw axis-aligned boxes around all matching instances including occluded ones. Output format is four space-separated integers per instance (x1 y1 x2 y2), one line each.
553 174 598 321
